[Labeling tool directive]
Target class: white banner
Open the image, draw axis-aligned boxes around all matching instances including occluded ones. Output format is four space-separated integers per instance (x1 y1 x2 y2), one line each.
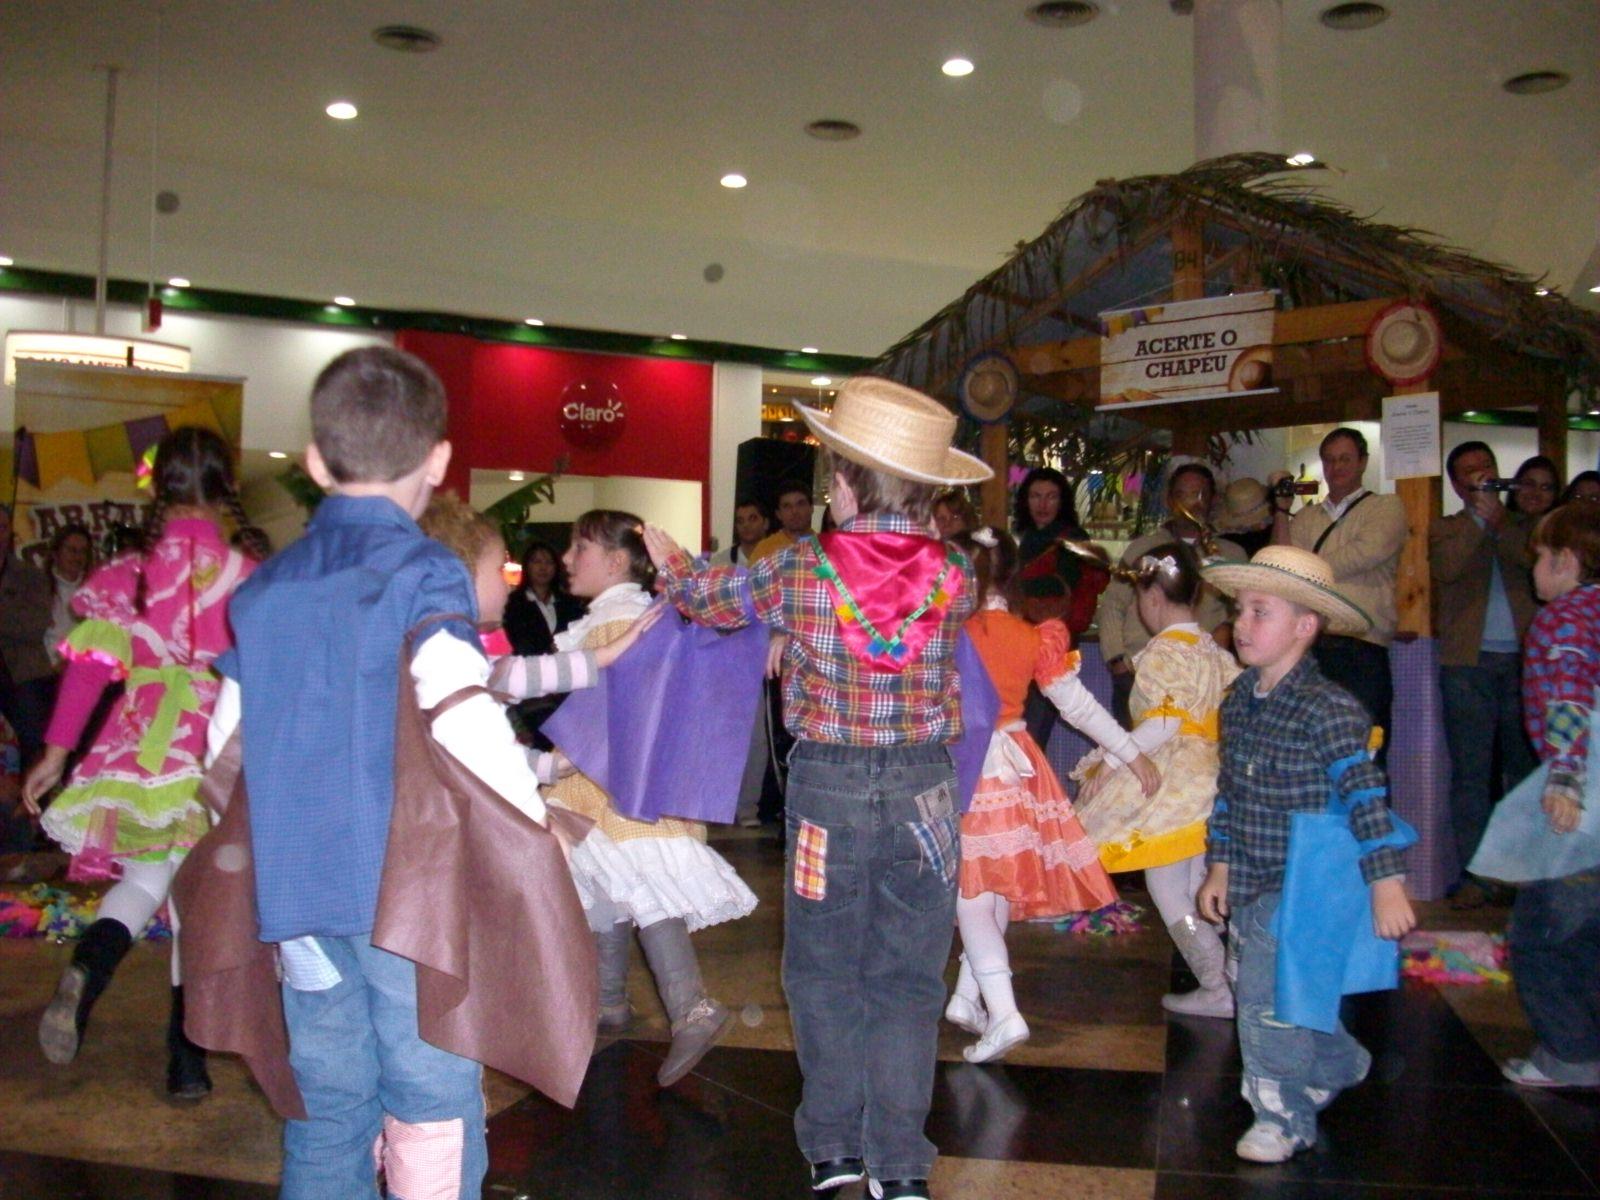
1099 291 1277 407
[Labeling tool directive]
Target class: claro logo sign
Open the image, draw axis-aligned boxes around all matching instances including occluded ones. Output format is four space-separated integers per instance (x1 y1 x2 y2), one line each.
558 379 627 448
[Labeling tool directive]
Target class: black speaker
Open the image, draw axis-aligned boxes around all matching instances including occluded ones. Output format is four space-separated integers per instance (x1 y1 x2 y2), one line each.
735 438 817 516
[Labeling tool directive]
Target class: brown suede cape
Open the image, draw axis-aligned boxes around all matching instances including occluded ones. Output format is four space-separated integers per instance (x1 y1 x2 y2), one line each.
172 618 599 1119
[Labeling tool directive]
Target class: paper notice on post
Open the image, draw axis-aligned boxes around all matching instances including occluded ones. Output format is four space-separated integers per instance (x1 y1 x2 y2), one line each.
1382 392 1441 480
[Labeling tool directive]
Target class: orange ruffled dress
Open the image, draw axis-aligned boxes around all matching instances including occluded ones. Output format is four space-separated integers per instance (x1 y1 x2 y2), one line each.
957 611 1118 919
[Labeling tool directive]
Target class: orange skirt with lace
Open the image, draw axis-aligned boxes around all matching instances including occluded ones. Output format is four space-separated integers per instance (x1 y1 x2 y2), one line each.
957 730 1118 920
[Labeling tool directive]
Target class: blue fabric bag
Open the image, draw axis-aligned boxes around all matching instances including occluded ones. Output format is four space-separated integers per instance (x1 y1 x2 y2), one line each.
1272 752 1418 1034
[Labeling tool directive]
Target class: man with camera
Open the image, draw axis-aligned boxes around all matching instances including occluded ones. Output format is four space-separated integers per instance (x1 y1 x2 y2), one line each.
1430 441 1537 908
1272 427 1408 763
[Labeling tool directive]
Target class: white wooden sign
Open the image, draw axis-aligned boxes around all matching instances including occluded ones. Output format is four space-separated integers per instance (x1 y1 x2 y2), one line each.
1099 291 1277 408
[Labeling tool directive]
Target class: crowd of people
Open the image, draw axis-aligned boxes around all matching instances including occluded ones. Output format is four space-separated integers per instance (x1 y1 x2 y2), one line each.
3 351 1598 1198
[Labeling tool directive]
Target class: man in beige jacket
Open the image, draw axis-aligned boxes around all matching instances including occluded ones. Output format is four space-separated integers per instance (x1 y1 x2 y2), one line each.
1272 428 1407 763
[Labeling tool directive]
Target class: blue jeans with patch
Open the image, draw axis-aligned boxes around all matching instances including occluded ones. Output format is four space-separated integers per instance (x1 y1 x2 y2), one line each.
783 741 959 1182
280 934 487 1200
1510 868 1600 1080
1235 891 1372 1147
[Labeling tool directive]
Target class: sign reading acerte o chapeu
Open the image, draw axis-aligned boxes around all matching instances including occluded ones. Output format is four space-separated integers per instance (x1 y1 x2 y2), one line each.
1099 291 1277 408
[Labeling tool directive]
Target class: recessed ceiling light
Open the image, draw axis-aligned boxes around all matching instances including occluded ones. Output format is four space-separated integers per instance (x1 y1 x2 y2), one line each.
942 58 974 77
167 276 190 287
508 470 525 482
1286 152 1316 167
1590 285 1600 294
333 295 355 306
812 376 833 386
268 450 289 460
1026 1 1100 27
669 333 688 341
1503 70 1570 95
1536 287 1551 296
524 317 544 326
801 346 819 354
325 101 359 120
372 24 442 53
805 119 861 141
720 173 748 189
0 256 13 267
1319 3 1388 30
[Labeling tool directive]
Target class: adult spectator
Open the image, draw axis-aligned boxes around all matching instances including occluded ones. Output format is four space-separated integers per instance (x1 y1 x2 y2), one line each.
749 482 815 563
1214 476 1274 558
713 498 774 567
932 488 978 539
1510 455 1560 521
1096 464 1247 724
1272 428 1407 760
0 504 54 850
1013 466 1100 631
1431 441 1538 908
1560 470 1600 507
503 539 584 657
43 523 93 668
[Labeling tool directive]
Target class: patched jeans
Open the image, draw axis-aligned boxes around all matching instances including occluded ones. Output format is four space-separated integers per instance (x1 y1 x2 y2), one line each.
1235 892 1372 1147
783 741 960 1182
1510 869 1600 1080
280 935 487 1200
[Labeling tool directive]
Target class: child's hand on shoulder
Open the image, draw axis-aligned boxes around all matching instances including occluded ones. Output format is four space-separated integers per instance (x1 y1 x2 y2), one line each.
1196 863 1229 924
1370 877 1415 940
1541 779 1583 835
595 604 665 668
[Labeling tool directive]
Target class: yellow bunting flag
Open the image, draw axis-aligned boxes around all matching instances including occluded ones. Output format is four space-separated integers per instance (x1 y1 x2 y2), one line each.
84 421 137 478
33 429 96 489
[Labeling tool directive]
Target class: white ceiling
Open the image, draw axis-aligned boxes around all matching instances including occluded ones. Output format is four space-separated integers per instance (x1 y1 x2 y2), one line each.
2 0 1596 359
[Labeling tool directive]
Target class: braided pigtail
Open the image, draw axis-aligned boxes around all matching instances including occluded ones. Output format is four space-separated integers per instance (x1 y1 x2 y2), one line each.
223 491 272 561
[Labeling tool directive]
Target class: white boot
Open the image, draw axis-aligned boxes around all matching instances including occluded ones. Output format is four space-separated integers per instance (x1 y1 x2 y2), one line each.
1162 914 1234 1019
944 953 987 1035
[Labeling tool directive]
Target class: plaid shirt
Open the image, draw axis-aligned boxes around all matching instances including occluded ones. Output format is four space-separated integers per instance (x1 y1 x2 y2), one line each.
1206 654 1405 908
1522 582 1600 787
659 512 974 746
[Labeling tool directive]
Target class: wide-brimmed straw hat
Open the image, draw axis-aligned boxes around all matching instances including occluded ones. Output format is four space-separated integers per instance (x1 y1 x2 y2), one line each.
794 376 993 486
1203 544 1371 636
1214 477 1271 532
1365 300 1442 386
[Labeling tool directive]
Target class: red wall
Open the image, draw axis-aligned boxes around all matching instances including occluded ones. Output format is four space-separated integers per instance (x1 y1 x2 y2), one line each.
396 330 714 543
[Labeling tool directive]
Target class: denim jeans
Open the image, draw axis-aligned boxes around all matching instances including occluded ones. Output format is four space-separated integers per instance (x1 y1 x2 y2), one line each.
1235 892 1372 1146
280 935 487 1200
1509 869 1600 1079
1440 654 1538 880
783 741 959 1181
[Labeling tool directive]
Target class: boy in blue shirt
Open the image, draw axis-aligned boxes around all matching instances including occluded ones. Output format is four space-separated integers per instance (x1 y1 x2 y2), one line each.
211 347 554 1199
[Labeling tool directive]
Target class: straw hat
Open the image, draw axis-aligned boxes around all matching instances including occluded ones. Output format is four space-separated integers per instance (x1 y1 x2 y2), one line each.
958 353 1018 424
1203 545 1371 636
1215 477 1271 532
794 376 993 486
1365 301 1442 386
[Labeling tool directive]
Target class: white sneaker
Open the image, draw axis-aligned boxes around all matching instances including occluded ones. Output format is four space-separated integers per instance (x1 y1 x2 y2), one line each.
1502 1056 1600 1089
944 991 987 1036
1161 984 1234 1019
1234 1121 1306 1163
962 1011 1029 1064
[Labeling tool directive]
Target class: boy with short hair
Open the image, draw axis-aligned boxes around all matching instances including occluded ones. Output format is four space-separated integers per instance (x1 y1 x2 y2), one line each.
1197 545 1415 1164
644 376 992 1200
213 346 556 1198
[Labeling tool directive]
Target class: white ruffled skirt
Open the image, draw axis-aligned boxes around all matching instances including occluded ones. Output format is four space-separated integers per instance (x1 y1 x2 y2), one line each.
566 822 758 934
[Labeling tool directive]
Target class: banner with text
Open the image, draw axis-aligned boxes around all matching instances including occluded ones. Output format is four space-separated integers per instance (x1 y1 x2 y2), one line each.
1099 291 1277 407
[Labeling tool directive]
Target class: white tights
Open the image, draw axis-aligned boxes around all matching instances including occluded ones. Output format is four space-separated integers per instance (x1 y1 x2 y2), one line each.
1144 854 1223 963
96 858 183 985
955 891 1017 1021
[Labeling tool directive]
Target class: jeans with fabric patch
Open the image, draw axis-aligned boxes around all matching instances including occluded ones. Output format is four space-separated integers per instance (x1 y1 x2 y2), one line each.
280 935 486 1200
783 741 959 1182
1510 869 1600 1077
1235 892 1372 1147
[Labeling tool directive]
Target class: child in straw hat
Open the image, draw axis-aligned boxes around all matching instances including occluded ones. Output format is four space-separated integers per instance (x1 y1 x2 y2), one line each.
645 376 991 1200
1196 545 1416 1164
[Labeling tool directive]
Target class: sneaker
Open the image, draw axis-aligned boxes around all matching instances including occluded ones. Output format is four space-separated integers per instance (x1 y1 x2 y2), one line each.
1502 1056 1600 1089
1235 1120 1307 1163
962 1011 1029 1064
1161 984 1235 1019
810 1157 865 1191
943 991 987 1036
868 1179 931 1200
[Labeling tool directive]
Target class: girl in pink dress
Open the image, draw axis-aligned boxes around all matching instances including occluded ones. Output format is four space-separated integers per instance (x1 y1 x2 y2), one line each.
23 426 264 1099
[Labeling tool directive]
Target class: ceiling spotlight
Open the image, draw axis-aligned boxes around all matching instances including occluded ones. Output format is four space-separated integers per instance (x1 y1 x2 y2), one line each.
1026 2 1101 27
942 58 975 77
333 295 355 306
524 317 544 326
0 256 13 267
508 470 525 482
1503 70 1570 95
720 173 748 189
669 333 688 341
268 450 289 460
1536 287 1551 296
811 376 833 387
325 101 359 120
1590 285 1600 294
1319 3 1388 30
167 276 190 287
371 24 442 53
805 118 861 141
800 346 819 354
1286 152 1316 167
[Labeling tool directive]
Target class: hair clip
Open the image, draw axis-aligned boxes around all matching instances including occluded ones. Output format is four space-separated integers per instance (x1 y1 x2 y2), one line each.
1136 553 1180 582
971 526 998 548
134 444 158 491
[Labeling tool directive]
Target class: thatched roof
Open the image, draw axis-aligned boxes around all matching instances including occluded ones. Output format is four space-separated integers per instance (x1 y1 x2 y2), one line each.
869 153 1600 417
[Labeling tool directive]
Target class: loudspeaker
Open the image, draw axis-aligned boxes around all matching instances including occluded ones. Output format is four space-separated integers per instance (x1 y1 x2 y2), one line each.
735 438 817 516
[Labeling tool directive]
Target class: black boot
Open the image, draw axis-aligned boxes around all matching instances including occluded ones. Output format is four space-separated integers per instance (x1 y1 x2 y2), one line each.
166 985 212 1100
39 917 132 1064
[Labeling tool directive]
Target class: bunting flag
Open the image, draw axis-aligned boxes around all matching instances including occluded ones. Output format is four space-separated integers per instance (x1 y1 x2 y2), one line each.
13 397 234 492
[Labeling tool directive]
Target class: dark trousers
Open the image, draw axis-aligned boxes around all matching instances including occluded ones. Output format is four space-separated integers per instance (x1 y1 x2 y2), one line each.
1440 653 1538 881
1313 636 1392 768
0 664 54 853
1509 870 1600 1073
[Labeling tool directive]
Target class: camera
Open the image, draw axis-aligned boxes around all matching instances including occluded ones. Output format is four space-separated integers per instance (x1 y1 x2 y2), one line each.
1468 478 1518 494
1271 476 1320 499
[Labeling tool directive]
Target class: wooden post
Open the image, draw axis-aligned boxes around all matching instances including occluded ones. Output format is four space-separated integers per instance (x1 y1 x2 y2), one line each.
1537 384 1568 471
980 422 1009 528
1394 380 1438 638
1171 214 1205 302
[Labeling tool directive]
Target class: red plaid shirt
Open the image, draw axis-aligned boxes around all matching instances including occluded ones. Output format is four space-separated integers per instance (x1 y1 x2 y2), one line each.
660 512 975 746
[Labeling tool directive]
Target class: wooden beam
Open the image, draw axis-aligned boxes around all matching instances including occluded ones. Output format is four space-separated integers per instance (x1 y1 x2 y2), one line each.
979 424 1009 528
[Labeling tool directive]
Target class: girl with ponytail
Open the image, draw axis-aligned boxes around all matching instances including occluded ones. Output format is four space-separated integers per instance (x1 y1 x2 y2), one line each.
21 425 260 1100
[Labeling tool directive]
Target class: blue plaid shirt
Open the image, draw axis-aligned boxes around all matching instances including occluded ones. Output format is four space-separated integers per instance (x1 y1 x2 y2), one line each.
1206 654 1405 908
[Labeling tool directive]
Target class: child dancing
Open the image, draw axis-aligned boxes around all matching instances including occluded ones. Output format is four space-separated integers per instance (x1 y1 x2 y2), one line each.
22 426 264 1098
545 509 755 1087
944 527 1158 1063
1072 542 1242 1018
